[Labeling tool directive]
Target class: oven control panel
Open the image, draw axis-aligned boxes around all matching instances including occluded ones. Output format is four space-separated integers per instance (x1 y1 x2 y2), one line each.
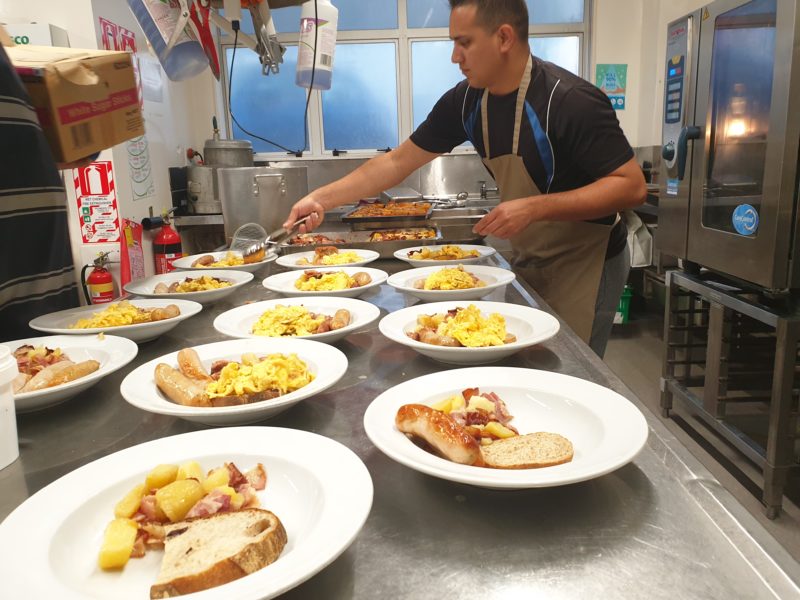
662 17 692 193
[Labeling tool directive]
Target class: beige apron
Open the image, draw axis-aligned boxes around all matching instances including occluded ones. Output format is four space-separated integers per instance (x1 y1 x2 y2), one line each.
480 56 612 341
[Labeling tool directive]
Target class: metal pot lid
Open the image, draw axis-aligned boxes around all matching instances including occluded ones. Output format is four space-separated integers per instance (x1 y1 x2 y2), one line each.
203 138 253 151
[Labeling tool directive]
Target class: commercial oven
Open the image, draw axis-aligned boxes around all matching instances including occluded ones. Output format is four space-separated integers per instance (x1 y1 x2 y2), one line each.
658 0 800 292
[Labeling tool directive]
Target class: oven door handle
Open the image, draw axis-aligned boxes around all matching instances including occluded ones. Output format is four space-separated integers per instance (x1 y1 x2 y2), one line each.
677 125 701 180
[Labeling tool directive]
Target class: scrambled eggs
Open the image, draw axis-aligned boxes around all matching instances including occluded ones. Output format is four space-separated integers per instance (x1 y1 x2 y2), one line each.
408 245 480 261
298 251 361 266
295 271 354 291
421 266 485 291
206 352 314 398
251 305 326 337
203 252 244 268
70 301 153 329
173 276 232 293
417 304 508 347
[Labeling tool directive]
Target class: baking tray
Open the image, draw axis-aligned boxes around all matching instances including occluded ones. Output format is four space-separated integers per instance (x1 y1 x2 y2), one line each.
282 227 443 258
340 201 433 223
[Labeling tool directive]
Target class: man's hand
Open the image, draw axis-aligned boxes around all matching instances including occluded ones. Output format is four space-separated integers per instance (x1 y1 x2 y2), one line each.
473 197 539 239
283 195 326 233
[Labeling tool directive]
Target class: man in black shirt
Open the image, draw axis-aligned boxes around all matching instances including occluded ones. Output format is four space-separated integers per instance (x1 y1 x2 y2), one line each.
283 0 646 356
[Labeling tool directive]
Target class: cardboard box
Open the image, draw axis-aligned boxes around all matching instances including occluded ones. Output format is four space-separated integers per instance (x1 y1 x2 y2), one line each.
6 45 144 163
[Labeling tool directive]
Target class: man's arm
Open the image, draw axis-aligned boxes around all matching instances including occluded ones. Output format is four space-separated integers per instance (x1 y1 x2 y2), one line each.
473 157 646 238
283 139 440 232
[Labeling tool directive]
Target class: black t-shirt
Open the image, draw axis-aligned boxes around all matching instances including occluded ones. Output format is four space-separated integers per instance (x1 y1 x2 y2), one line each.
410 56 633 258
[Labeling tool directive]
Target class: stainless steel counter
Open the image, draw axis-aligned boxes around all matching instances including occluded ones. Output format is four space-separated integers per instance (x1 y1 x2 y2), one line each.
3 255 800 599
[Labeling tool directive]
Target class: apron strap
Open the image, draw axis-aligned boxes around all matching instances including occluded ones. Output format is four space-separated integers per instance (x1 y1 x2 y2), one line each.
480 55 534 160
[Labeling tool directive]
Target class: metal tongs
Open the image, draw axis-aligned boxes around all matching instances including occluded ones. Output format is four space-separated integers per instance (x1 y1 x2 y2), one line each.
243 215 311 259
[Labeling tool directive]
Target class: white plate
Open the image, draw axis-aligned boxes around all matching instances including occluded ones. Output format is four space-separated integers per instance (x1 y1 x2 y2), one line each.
171 250 277 273
120 338 348 425
0 427 373 600
29 299 203 343
276 249 380 270
378 301 559 365
364 367 649 489
213 297 381 344
124 270 253 305
387 265 515 302
393 244 496 267
3 335 138 413
262 266 388 299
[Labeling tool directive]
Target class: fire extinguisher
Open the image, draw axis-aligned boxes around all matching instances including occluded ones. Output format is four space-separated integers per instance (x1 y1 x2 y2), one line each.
81 252 115 305
151 212 184 274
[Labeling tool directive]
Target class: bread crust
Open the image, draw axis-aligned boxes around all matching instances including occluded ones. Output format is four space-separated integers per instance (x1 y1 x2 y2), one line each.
480 432 574 469
149 508 287 599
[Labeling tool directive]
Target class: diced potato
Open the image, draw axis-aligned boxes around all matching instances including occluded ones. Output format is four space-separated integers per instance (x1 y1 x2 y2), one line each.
202 467 230 493
114 483 146 519
176 461 205 482
155 479 205 522
450 395 466 412
98 518 138 570
483 421 517 439
145 464 179 490
430 396 455 413
466 395 495 413
215 485 245 510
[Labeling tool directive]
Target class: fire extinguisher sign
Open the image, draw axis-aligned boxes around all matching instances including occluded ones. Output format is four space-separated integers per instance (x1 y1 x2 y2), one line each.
74 161 121 244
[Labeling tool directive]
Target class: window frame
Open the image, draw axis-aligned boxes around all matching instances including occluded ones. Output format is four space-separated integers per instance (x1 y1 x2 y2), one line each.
217 0 593 161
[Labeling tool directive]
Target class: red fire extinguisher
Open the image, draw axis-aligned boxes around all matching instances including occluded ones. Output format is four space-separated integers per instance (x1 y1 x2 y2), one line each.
81 252 115 305
153 212 184 274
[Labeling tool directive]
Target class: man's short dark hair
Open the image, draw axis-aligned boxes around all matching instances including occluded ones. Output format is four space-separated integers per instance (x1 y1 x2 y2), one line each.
449 0 529 45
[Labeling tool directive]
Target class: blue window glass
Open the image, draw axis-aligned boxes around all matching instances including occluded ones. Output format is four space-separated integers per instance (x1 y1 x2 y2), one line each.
226 46 308 153
322 43 398 150
407 0 450 28
336 0 398 30
411 40 463 130
527 0 583 24
219 6 300 36
531 36 580 75
407 0 584 28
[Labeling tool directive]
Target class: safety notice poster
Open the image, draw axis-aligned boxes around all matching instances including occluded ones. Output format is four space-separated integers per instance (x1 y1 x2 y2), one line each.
596 64 627 110
73 161 121 244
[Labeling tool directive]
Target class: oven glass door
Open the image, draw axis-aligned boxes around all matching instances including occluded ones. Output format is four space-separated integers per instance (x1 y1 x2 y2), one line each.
701 0 777 237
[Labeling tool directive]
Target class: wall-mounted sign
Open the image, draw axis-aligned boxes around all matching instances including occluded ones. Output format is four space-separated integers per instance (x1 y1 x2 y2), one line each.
596 63 627 111
73 161 120 244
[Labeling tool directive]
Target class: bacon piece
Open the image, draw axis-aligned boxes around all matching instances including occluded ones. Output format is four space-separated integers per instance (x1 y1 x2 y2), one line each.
486 392 514 425
237 483 261 509
461 387 480 402
463 408 491 426
130 530 147 558
210 360 230 379
243 463 267 491
139 494 163 522
226 462 247 489
141 522 166 543
185 489 231 519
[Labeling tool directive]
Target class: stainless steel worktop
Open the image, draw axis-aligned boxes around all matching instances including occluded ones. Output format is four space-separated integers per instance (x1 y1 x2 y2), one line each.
3 255 800 599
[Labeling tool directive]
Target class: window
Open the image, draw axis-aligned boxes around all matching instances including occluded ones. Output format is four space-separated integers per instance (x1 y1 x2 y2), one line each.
219 0 591 158
322 43 399 150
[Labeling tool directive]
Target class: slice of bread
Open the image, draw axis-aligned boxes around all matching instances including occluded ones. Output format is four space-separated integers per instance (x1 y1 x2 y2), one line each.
150 508 287 599
480 432 574 469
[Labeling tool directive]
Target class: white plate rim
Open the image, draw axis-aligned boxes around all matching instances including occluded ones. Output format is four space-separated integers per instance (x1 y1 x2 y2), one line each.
28 299 203 336
386 265 516 294
262 266 389 296
377 300 560 354
0 426 374 600
123 270 254 299
393 244 496 265
212 297 381 341
120 338 348 417
171 250 277 270
275 249 380 270
3 335 139 410
363 366 649 489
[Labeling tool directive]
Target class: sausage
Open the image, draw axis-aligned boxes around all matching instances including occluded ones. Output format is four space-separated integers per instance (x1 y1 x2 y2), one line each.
149 304 180 322
352 272 372 288
330 309 351 330
154 282 169 294
177 348 212 382
154 363 210 407
20 360 75 392
413 278 425 290
395 404 483 466
45 360 100 388
418 329 461 347
12 372 31 393
315 317 333 334
191 255 215 267
167 281 181 293
504 333 517 344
